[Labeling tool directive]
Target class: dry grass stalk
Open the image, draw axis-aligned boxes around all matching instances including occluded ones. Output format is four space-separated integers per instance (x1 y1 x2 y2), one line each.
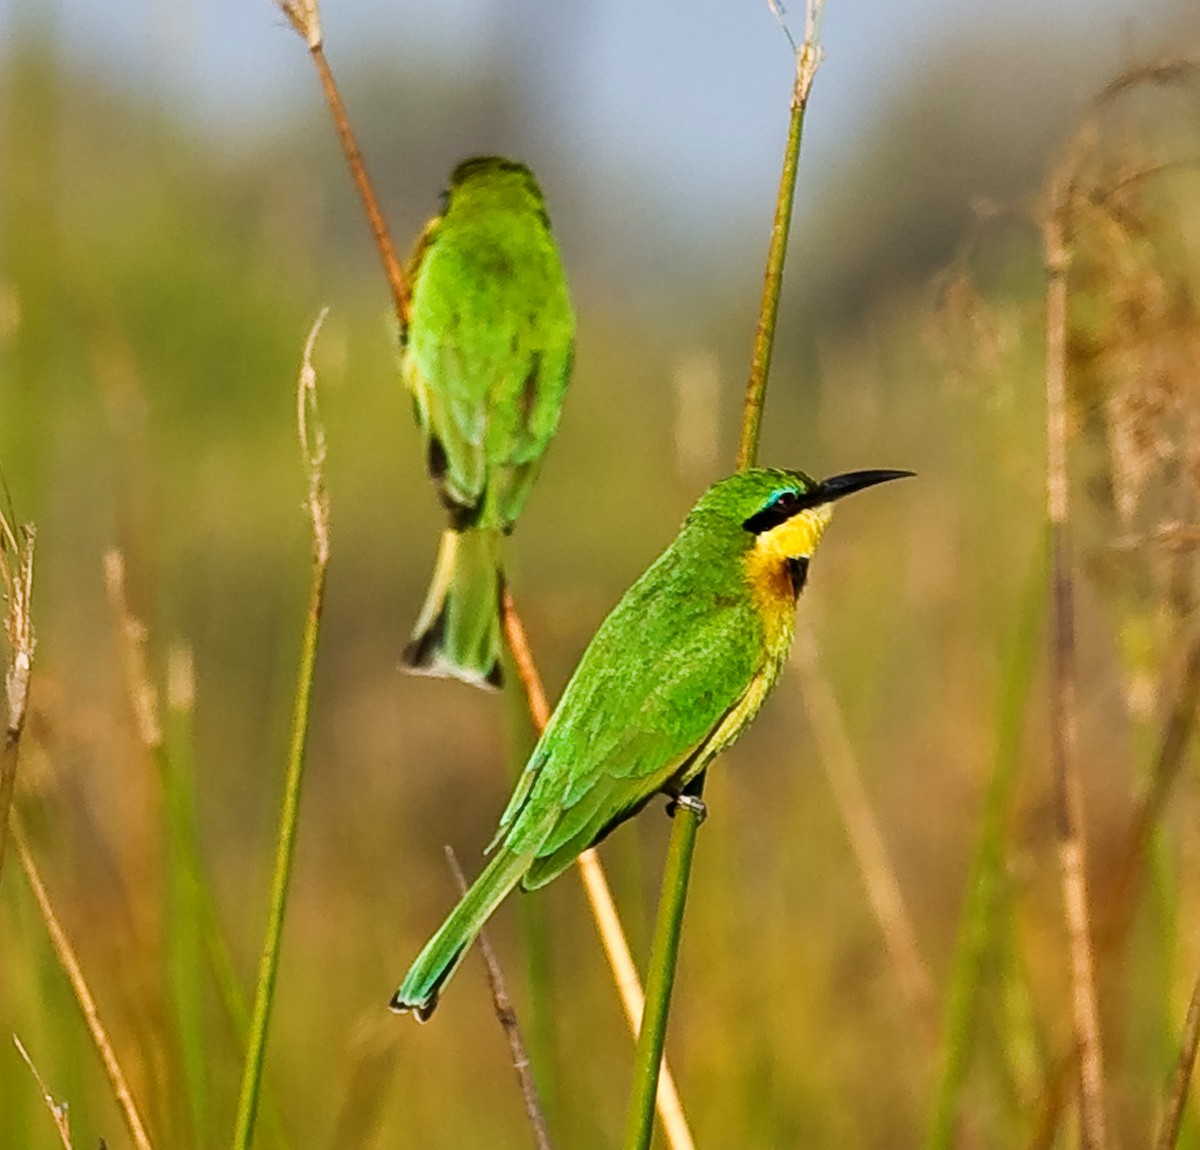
501 590 696 1150
1042 167 1108 1148
298 306 332 564
792 625 937 1041
13 815 155 1150
13 1034 74 1150
104 550 162 751
1153 966 1200 1150
445 845 553 1150
1037 64 1200 1147
0 505 35 884
274 0 410 326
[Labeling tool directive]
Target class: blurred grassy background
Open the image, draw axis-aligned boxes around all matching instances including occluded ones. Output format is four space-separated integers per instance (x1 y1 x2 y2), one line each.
5 3 1200 1147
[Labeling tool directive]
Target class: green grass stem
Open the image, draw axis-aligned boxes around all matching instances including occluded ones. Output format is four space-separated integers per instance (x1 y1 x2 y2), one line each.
229 554 325 1150
231 313 330 1150
622 795 701 1150
623 10 824 1145
737 30 819 471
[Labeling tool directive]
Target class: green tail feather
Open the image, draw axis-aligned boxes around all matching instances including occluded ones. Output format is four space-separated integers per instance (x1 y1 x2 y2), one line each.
391 844 534 1020
403 528 504 689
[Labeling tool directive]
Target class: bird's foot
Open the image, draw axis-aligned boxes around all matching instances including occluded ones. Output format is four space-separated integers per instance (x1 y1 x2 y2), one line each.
667 794 708 824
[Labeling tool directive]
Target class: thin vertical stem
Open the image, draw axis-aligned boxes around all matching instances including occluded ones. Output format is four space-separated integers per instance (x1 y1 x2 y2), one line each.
1043 187 1106 1150
274 0 410 326
738 51 815 471
622 803 700 1150
308 44 410 326
231 312 330 1150
625 7 824 1145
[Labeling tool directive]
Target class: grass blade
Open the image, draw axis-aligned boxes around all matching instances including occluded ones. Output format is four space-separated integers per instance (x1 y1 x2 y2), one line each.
230 310 331 1150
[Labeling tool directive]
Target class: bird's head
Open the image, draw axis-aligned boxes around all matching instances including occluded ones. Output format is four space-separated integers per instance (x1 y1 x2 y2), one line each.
694 467 913 599
441 156 549 223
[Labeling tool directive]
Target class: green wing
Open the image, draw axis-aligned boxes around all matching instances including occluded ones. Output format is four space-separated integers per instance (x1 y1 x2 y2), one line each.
495 538 764 888
402 210 574 527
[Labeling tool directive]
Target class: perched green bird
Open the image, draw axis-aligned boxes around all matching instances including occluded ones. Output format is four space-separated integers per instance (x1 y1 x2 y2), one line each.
401 156 575 689
392 465 911 1018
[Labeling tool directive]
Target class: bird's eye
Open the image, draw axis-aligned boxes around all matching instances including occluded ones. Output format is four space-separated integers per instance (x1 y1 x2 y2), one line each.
769 490 799 513
742 488 803 534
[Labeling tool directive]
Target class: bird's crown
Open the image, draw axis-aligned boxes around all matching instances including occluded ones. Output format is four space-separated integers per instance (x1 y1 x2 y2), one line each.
441 156 547 217
690 469 819 531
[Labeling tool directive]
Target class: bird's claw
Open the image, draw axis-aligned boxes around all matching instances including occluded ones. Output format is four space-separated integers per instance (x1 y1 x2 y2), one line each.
668 794 708 824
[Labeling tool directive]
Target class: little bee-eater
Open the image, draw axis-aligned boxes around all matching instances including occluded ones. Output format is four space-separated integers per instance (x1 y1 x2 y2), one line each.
400 156 575 689
392 465 911 1018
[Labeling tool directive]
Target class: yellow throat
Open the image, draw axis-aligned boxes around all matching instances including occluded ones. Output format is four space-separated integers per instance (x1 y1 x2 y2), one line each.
742 503 833 650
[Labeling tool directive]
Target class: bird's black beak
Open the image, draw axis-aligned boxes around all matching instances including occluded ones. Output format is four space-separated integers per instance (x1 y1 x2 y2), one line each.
816 469 915 503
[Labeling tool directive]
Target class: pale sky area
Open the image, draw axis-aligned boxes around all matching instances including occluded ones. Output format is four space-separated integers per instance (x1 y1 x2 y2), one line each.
5 0 1187 234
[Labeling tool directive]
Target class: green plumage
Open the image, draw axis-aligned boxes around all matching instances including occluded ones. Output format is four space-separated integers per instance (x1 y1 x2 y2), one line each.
401 156 575 688
392 466 911 1018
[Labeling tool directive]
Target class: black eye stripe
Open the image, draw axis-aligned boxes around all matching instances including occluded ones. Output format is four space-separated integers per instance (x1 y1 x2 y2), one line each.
741 486 824 533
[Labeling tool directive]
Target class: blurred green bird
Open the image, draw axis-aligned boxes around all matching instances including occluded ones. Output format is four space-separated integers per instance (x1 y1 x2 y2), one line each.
401 156 575 689
392 465 911 1019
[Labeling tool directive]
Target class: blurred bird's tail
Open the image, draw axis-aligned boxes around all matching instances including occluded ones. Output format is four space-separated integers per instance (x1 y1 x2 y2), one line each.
390 843 533 1020
403 528 504 689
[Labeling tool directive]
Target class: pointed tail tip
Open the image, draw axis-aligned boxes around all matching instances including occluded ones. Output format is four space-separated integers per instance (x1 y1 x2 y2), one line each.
389 988 438 1023
401 630 503 691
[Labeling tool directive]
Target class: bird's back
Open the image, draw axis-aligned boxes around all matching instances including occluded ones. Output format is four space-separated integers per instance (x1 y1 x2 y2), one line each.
403 167 574 527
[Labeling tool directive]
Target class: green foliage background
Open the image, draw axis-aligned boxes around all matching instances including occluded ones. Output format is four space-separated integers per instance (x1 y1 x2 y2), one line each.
4 10 1200 1149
